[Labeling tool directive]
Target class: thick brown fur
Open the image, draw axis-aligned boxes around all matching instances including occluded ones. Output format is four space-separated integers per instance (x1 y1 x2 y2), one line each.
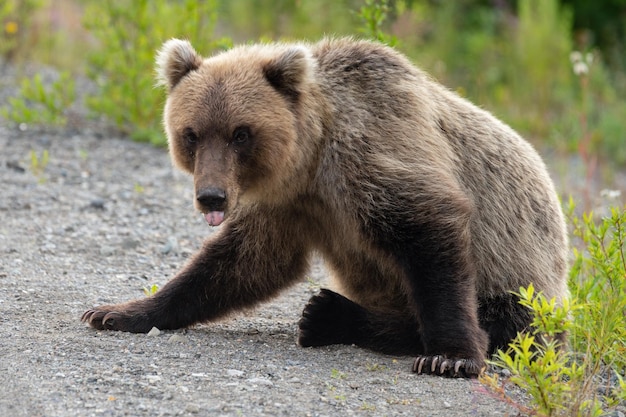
83 38 569 378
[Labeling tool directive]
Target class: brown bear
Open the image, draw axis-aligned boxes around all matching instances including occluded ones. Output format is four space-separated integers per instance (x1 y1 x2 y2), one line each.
82 38 569 378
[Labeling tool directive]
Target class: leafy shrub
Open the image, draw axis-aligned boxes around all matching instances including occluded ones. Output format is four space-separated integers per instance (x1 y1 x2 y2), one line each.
83 0 231 145
1 72 75 126
568 204 626 375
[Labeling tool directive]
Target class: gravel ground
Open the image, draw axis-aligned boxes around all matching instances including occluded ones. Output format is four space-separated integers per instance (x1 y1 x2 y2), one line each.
0 124 530 417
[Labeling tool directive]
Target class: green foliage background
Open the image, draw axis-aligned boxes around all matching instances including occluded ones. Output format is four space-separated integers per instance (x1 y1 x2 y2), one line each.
1 0 624 163
83 0 231 145
0 0 626 164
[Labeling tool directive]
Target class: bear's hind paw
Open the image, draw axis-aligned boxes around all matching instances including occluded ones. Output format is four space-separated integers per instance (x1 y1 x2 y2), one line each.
298 289 365 347
412 354 485 378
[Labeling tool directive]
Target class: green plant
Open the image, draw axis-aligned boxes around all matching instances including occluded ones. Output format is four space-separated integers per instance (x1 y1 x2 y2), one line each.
483 286 585 417
29 149 49 183
360 402 376 411
568 204 626 375
365 362 387 372
143 284 159 297
133 183 145 194
83 0 231 146
357 0 397 46
330 368 346 379
482 204 626 416
1 72 75 126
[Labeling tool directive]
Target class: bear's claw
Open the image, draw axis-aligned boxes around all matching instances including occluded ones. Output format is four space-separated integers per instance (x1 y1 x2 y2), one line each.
81 309 118 330
81 305 152 333
412 355 482 378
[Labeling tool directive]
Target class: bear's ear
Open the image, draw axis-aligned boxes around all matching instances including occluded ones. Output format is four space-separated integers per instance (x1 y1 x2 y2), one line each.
156 39 203 90
263 46 313 101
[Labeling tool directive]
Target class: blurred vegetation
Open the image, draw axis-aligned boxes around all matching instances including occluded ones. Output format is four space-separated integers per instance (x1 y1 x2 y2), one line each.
0 0 624 166
83 0 231 145
0 71 75 125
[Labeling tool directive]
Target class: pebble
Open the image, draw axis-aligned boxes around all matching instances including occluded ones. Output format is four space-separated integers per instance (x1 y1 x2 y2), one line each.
121 238 140 250
246 377 274 386
147 327 161 337
146 375 162 383
160 236 179 254
99 246 115 256
89 198 106 210
168 334 187 343
227 369 245 377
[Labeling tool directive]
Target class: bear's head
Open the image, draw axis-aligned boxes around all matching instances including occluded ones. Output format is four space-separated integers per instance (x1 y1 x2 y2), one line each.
156 39 320 226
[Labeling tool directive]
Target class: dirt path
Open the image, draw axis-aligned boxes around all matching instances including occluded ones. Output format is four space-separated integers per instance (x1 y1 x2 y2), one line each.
0 124 526 416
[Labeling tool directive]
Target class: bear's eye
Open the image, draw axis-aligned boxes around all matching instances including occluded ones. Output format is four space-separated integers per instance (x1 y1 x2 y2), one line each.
183 128 198 145
232 126 251 145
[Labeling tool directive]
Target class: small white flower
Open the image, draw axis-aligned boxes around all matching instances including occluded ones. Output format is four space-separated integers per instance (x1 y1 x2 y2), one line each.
600 189 621 199
570 51 582 64
585 53 594 65
573 61 588 76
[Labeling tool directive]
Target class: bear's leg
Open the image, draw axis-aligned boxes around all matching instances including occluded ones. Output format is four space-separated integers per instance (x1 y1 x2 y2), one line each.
366 194 489 377
401 230 489 378
478 294 533 354
82 214 309 332
479 294 568 354
298 289 422 355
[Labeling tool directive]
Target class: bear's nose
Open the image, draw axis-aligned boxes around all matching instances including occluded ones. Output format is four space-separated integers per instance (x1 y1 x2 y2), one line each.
196 187 226 210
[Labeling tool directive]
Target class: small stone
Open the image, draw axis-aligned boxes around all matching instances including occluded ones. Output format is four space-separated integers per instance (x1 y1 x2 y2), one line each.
168 334 187 343
89 198 106 210
99 246 115 256
160 237 179 255
227 369 244 377
121 238 140 250
246 377 273 386
7 161 25 173
146 375 161 383
185 404 200 414
443 401 451 408
147 327 160 337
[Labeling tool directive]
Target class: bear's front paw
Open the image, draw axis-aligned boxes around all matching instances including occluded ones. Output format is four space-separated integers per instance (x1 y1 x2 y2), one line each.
81 304 153 333
412 354 485 378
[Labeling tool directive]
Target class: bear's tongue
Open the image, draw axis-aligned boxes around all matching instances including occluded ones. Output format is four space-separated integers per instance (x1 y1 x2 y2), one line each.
204 211 224 227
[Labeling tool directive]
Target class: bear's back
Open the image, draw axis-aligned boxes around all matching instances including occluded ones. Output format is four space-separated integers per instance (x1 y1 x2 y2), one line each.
309 39 568 301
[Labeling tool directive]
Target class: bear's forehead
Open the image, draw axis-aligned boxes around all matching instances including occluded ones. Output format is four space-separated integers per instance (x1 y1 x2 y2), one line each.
166 62 279 135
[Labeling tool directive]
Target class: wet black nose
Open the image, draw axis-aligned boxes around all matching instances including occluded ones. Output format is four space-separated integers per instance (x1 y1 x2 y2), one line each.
196 187 226 210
